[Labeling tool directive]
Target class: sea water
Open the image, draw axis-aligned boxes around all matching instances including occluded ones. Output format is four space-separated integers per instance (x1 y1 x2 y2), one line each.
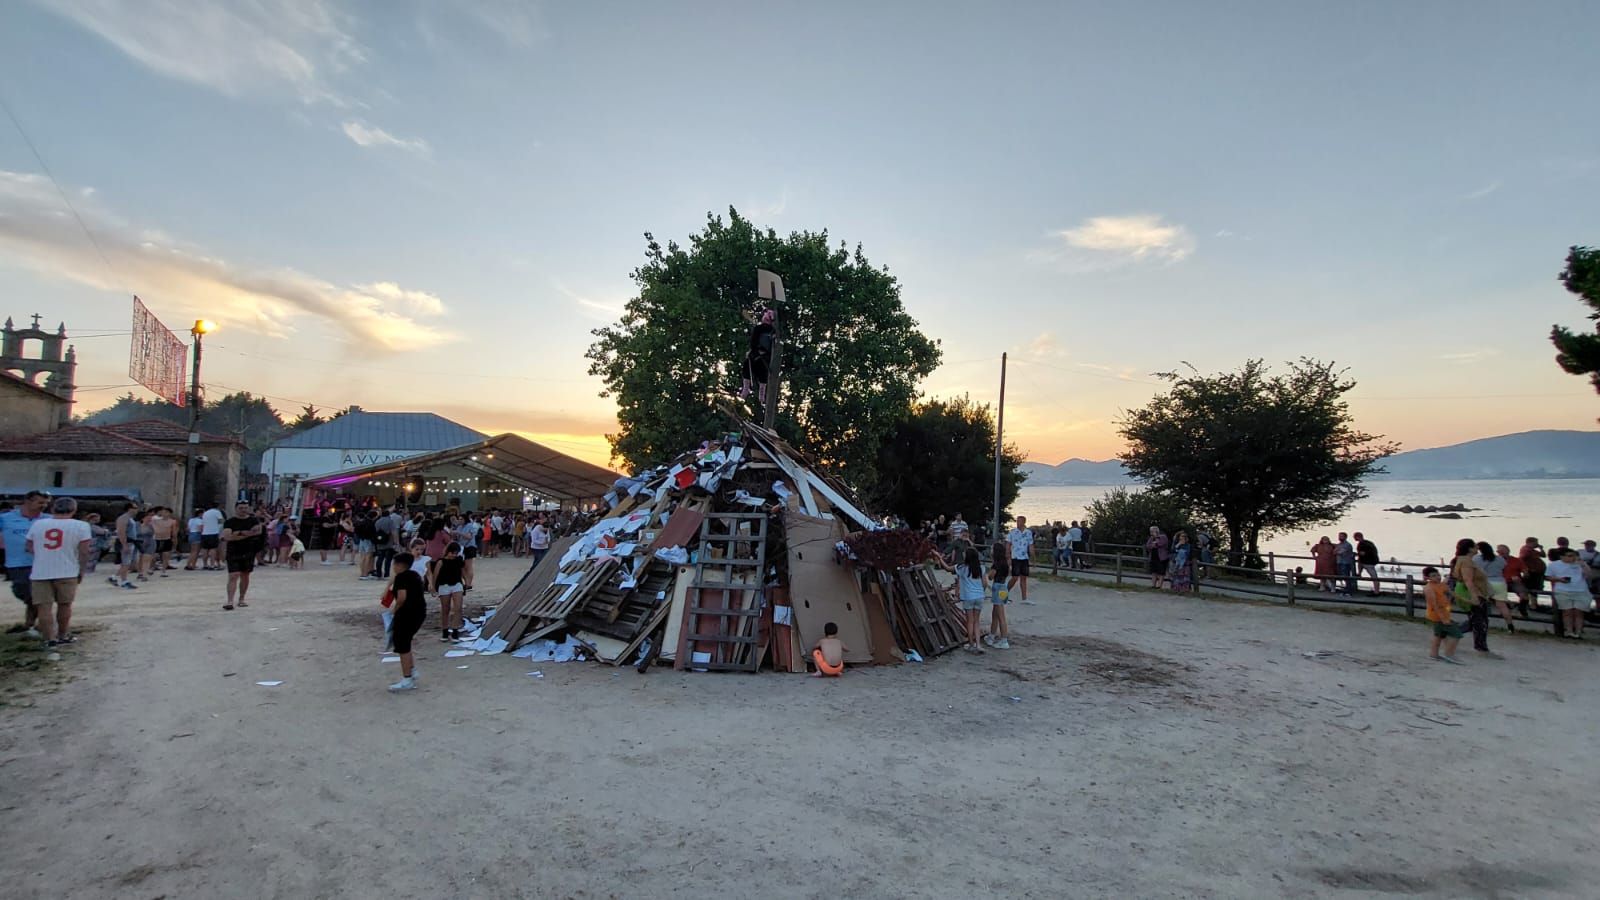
1012 479 1600 565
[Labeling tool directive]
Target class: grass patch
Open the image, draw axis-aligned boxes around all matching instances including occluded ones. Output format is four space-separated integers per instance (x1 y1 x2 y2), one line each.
0 622 99 704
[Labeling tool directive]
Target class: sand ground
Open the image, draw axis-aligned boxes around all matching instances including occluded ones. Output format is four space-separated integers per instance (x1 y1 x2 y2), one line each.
0 556 1595 899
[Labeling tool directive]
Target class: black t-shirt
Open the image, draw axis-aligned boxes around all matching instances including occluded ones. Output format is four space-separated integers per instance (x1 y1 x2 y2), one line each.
748 322 775 355
355 517 377 542
224 516 262 557
435 556 465 587
319 513 339 536
1356 540 1379 566
392 570 427 616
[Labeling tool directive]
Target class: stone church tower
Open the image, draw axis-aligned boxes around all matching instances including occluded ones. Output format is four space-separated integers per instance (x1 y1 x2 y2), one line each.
1 314 77 427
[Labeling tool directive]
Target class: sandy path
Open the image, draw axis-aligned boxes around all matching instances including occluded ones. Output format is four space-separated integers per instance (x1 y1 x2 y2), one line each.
0 558 1595 898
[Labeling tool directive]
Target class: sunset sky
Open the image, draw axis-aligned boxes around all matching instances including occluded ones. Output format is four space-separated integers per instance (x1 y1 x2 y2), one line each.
1 1 1596 470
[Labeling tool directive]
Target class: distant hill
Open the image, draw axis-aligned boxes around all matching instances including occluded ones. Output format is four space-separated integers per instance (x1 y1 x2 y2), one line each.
1020 458 1132 485
1374 430 1600 480
1019 430 1600 485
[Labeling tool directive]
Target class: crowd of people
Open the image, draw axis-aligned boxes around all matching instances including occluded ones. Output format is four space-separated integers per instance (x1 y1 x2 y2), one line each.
0 487 596 662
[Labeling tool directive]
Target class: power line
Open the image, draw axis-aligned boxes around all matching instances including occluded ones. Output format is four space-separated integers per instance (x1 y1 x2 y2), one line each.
0 86 127 297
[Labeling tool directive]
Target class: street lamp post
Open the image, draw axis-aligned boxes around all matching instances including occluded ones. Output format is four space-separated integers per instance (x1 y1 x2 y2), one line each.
180 319 215 523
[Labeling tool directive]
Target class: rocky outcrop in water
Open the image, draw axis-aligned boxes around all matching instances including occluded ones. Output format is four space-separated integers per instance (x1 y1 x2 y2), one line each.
1385 503 1478 514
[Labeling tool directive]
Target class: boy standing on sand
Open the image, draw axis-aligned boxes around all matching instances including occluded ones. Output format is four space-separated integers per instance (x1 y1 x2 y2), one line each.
1423 566 1463 665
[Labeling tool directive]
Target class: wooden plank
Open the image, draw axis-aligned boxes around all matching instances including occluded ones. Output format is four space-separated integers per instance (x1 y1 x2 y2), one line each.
646 507 705 554
481 534 577 642
659 565 692 663
862 582 905 664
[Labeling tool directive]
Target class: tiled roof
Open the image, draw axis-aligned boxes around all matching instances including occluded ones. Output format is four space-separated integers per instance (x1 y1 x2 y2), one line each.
269 411 485 451
102 419 240 446
0 425 183 458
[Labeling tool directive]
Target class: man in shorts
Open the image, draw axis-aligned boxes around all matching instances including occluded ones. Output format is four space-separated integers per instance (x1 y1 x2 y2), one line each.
26 497 92 657
1 489 49 634
200 503 225 570
221 502 264 610
1006 515 1034 604
150 506 176 574
111 502 141 589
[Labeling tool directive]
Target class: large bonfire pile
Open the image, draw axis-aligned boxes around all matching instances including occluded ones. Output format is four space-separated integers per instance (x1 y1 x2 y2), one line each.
477 417 968 672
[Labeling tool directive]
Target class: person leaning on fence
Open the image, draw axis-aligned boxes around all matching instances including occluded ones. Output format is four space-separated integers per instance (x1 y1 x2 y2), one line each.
1546 549 1592 640
1353 532 1381 595
1422 566 1463 664
1449 538 1500 659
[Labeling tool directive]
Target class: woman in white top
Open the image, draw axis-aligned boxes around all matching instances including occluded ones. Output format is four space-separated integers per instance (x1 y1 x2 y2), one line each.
1473 542 1517 634
1545 548 1593 639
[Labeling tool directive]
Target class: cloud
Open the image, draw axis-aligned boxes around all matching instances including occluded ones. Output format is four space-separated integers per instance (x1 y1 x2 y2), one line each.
341 120 431 156
0 169 453 350
34 0 365 105
1461 180 1501 201
1024 332 1062 358
553 280 625 321
1058 214 1195 263
1437 347 1501 365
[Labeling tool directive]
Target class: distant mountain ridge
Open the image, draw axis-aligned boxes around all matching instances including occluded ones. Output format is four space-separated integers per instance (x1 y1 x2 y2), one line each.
1020 430 1600 485
1373 430 1600 480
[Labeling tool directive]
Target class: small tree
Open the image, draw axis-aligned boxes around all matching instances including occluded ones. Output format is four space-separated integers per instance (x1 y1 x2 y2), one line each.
1118 359 1397 565
1551 245 1600 399
868 395 1026 530
1083 487 1219 550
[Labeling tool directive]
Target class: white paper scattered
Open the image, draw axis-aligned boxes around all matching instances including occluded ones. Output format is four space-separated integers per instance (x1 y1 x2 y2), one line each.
456 665 470 669
255 680 283 687
614 542 637 557
466 633 508 655
527 671 544 678
555 570 582 586
381 656 400 663
904 650 924 663
511 636 583 662
772 605 794 626
772 481 793 502
655 546 689 565
444 649 476 658
620 577 637 590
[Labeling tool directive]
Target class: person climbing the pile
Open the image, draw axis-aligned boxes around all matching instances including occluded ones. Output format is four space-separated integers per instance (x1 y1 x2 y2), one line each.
740 307 777 401
811 621 847 677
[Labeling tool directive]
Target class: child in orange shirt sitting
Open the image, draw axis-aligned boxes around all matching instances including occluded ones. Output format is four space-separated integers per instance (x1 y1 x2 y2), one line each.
811 622 846 677
1423 566 1463 665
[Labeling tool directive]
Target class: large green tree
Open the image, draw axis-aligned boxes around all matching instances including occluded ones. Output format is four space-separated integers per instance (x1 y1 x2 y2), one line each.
1118 359 1397 565
586 209 942 492
868 395 1025 530
1552 245 1600 397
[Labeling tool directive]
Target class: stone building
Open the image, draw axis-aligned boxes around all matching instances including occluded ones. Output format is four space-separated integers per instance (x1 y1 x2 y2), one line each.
0 314 76 438
0 421 241 511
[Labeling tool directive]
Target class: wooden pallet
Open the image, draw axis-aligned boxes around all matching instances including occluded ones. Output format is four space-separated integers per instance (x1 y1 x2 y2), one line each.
481 535 577 648
893 564 966 657
678 512 768 672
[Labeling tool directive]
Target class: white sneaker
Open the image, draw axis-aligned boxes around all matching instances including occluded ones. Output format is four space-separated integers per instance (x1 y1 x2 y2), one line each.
980 633 996 647
320 561 333 566
23 627 40 639
387 677 416 691
995 638 1012 649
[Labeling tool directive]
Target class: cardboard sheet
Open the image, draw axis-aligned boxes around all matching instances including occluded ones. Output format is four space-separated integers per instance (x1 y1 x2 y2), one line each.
784 512 872 665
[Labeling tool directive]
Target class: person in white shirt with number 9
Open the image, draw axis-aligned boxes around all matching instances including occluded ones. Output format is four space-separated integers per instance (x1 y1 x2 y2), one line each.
25 497 93 652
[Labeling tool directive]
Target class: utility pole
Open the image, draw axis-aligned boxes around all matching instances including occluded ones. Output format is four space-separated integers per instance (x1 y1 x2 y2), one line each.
991 352 1007 547
181 320 214 521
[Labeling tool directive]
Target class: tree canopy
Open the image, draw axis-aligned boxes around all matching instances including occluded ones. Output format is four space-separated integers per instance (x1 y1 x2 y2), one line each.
867 395 1025 531
1117 359 1397 564
1552 245 1600 398
80 391 286 468
1083 487 1219 550
586 209 942 493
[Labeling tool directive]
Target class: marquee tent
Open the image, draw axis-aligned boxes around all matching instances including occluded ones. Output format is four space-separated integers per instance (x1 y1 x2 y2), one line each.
299 433 618 505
